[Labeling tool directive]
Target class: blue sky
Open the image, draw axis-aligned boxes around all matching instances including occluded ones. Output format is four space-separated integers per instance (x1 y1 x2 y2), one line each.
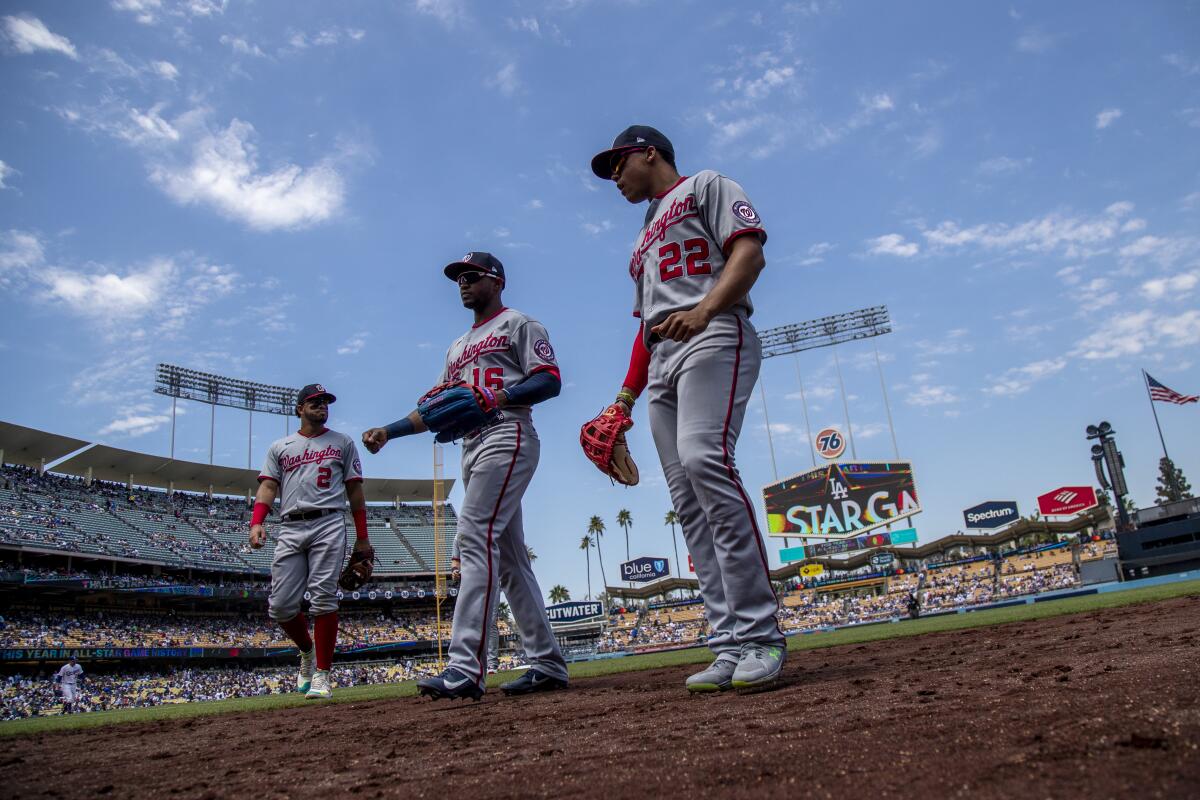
1 1 1198 601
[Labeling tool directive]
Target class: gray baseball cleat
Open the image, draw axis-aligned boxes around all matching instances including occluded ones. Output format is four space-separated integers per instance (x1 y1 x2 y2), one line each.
685 657 738 693
731 643 786 691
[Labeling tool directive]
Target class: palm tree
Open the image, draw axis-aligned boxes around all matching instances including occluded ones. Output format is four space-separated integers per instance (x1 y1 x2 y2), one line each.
580 534 593 599
548 585 570 603
526 545 537 562
617 508 633 561
664 509 681 599
588 515 609 598
496 601 512 625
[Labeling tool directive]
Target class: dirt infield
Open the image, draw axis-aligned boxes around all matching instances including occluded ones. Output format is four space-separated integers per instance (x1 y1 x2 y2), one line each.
3 594 1199 800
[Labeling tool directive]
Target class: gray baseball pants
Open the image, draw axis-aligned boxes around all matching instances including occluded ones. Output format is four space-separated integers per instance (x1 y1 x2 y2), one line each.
646 312 784 661
448 421 567 687
268 512 347 620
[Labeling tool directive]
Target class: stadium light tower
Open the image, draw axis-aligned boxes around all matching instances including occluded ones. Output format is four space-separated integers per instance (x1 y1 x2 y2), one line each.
757 306 897 470
154 364 299 467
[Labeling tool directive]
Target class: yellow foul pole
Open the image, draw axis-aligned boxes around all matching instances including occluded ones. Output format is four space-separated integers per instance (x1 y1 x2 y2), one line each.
432 441 446 670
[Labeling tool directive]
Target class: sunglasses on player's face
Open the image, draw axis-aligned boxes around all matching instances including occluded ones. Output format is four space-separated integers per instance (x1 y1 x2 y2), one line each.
611 147 648 178
457 271 490 286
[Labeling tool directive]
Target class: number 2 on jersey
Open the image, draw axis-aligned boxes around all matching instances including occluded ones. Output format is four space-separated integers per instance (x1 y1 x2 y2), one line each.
316 466 331 489
471 367 504 391
658 238 711 282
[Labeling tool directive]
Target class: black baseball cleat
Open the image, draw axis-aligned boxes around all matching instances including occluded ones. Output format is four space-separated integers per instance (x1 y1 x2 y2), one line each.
417 668 484 702
500 669 569 696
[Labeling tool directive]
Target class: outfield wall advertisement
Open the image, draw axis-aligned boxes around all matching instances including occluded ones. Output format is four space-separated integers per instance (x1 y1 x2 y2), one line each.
764 462 921 539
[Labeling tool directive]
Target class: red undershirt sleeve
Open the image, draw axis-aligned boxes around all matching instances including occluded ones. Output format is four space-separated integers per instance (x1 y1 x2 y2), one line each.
623 322 651 395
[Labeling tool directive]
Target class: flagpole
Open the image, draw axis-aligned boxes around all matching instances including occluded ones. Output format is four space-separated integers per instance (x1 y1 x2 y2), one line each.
1143 369 1171 463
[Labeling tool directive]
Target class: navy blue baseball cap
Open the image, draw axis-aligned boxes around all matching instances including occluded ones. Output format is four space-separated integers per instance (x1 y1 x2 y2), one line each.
297 384 336 405
444 251 506 284
590 125 675 180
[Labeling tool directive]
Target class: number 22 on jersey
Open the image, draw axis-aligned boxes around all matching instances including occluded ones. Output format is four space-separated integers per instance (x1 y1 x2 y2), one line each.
658 238 711 282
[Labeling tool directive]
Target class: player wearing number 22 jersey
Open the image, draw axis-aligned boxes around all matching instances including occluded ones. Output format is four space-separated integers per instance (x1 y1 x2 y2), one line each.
591 125 786 693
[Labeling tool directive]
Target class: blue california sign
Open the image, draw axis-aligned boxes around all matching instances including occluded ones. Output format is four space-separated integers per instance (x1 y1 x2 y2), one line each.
620 556 671 583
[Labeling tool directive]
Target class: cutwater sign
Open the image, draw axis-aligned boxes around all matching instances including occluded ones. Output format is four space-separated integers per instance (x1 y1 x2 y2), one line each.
545 601 604 625
963 500 1019 530
620 556 670 583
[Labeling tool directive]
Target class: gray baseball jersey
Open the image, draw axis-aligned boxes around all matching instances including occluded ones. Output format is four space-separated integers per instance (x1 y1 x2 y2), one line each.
440 307 560 428
441 309 567 688
626 171 783 659
258 428 362 622
258 429 363 516
628 170 766 342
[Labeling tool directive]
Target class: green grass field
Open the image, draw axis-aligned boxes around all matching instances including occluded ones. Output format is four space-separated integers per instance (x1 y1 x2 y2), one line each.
3 578 1198 739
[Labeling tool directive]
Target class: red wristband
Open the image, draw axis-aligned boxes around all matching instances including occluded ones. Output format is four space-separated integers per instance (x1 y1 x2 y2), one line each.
250 502 270 527
623 322 651 395
353 508 368 542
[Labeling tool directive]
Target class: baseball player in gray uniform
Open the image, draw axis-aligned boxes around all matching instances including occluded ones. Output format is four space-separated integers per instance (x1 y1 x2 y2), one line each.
250 383 368 700
590 125 786 692
362 251 568 700
53 657 83 713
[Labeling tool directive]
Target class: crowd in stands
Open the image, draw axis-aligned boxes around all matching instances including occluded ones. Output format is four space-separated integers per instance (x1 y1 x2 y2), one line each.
0 609 455 649
0 661 436 720
0 463 450 576
1 651 531 721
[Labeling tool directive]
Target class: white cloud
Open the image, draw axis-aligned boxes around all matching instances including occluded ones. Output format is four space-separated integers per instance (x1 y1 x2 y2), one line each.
867 233 919 258
41 258 175 317
152 60 178 80
852 422 886 440
1141 271 1199 301
337 332 368 355
98 404 173 438
1015 27 1055 53
1056 265 1083 285
413 0 466 27
0 230 44 276
128 104 180 143
915 329 973 359
907 381 960 406
2 15 78 59
150 119 345 231
1164 53 1200 77
1118 234 1197 268
285 27 366 51
1074 309 1200 359
1077 277 1118 312
1095 108 1123 129
220 35 265 58
488 63 520 97
1181 192 1200 211
0 159 17 190
983 357 1067 397
799 241 834 265
908 126 943 158
582 220 612 236
526 198 543 210
111 0 163 25
922 203 1132 258
978 156 1032 175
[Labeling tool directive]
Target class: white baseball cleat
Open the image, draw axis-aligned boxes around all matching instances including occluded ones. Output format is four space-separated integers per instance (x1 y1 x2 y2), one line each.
296 649 314 694
305 669 332 700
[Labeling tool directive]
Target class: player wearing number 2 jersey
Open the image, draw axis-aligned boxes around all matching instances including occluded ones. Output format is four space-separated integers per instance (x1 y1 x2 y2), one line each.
590 125 786 692
362 251 568 700
250 383 368 700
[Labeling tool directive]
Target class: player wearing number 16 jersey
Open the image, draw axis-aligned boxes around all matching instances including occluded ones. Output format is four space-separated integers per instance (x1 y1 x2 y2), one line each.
362 251 569 700
590 125 786 692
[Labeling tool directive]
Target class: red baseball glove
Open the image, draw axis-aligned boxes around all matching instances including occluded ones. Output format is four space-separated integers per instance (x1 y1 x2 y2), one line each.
580 403 639 486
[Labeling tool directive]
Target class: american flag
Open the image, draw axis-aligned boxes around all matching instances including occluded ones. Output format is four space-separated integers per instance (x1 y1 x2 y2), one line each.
1147 373 1199 405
